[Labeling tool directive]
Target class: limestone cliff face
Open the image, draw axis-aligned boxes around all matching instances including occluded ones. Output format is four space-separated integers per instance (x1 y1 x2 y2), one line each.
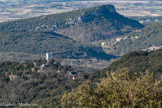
55 5 143 42
79 5 116 23
65 5 117 24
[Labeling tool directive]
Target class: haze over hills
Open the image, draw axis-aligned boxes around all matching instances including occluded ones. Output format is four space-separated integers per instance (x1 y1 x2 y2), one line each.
0 4 143 42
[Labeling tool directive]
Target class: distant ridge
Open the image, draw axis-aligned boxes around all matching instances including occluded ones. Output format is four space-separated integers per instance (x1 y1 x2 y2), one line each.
0 4 144 42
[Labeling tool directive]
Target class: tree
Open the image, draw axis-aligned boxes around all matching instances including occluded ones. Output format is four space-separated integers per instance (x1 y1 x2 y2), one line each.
61 68 162 108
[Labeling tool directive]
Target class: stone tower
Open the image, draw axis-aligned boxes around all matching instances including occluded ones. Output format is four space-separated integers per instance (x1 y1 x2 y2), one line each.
46 53 53 61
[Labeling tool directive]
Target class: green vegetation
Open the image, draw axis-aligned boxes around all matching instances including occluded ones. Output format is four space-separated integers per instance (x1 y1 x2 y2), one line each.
110 22 162 56
1 3 162 108
0 4 143 61
0 59 89 108
92 50 162 79
0 4 143 42
62 68 162 108
0 50 162 107
0 30 115 61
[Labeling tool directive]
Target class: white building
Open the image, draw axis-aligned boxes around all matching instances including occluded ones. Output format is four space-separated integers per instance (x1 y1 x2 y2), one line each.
46 53 53 61
101 42 106 46
116 37 123 42
148 46 162 51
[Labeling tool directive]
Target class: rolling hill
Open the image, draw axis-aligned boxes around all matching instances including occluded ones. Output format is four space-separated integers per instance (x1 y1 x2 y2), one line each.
0 4 143 42
0 4 143 61
106 22 162 56
0 30 115 61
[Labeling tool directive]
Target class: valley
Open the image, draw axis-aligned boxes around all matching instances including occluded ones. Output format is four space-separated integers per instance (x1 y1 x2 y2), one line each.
0 3 162 72
0 1 161 108
0 4 143 72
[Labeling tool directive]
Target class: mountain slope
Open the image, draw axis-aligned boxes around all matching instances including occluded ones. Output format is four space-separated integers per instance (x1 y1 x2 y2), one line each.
0 30 115 61
0 59 89 108
0 4 143 42
0 50 161 107
108 22 162 56
91 50 162 79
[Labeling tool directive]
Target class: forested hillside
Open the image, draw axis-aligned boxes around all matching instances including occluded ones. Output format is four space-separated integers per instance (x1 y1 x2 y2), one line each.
0 30 115 61
0 50 162 107
0 2 161 108
0 59 89 108
0 4 143 62
91 49 162 79
0 4 143 42
108 22 162 56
